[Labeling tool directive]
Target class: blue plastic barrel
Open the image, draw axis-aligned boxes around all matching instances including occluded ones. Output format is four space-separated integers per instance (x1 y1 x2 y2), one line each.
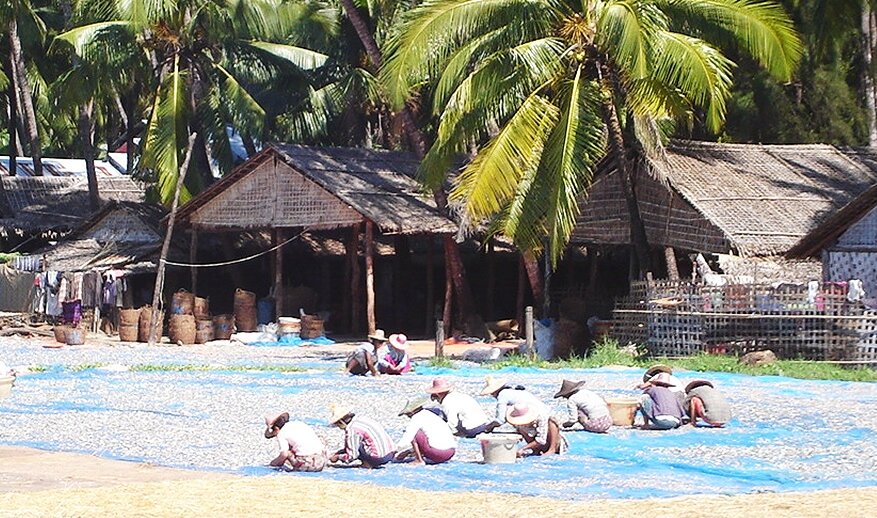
257 298 275 324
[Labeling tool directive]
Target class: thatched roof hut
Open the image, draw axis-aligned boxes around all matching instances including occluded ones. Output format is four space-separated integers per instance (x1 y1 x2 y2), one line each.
573 141 877 258
175 144 456 235
35 201 180 273
0 160 144 240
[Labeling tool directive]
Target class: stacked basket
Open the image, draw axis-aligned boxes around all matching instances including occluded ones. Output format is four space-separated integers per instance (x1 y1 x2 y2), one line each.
234 289 257 332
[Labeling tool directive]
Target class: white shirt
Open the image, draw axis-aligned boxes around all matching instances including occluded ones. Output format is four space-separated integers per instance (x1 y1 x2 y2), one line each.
566 389 610 422
440 391 490 432
355 342 375 354
495 388 548 423
276 421 324 456
399 409 457 451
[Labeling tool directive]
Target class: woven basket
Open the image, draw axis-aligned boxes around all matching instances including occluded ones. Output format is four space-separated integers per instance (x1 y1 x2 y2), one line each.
119 323 138 342
169 314 196 345
213 314 234 340
53 325 69 344
194 297 210 319
171 289 195 315
138 307 164 343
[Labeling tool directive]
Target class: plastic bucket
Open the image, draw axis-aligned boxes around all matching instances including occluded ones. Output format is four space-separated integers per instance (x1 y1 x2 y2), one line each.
477 433 519 464
605 397 640 427
65 328 84 346
0 376 13 398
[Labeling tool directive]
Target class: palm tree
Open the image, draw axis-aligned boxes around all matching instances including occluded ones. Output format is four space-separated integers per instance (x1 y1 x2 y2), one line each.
58 0 331 205
383 0 802 269
2 0 45 176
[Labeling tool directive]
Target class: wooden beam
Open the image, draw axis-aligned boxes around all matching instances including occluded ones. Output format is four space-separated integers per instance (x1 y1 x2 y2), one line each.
443 240 453 339
665 246 680 281
190 230 198 294
425 236 434 334
365 221 376 335
274 228 284 317
348 225 362 332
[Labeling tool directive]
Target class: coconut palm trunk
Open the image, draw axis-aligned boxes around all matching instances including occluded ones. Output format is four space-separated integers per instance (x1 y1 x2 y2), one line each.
7 18 41 176
5 55 17 176
78 100 100 210
338 0 478 324
600 84 652 276
862 2 877 146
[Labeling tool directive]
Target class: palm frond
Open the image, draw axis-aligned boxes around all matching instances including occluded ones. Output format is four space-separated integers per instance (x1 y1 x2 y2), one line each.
140 58 190 205
596 1 660 78
649 30 734 132
539 72 605 262
381 0 559 108
450 92 559 234
244 41 328 70
215 62 266 137
655 0 802 80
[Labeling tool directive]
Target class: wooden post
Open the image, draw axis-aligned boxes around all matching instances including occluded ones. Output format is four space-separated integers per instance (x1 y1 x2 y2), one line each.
274 228 284 318
543 244 552 318
349 225 362 332
516 254 526 336
486 239 495 321
425 235 434 333
365 221 376 335
665 246 680 281
525 305 535 359
443 242 453 339
190 230 198 294
149 133 197 346
435 320 444 358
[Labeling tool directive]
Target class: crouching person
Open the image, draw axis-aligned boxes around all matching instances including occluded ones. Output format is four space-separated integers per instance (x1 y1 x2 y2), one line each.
685 380 732 427
395 398 457 465
264 412 328 472
506 403 565 456
554 379 612 433
638 373 686 430
328 405 396 468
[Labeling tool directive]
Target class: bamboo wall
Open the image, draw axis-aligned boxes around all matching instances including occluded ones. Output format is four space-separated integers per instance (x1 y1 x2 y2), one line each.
611 280 877 361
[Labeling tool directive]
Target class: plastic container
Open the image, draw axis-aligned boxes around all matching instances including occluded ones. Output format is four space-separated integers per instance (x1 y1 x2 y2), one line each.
605 397 640 427
0 376 13 399
65 328 84 346
477 433 520 464
257 298 275 325
278 316 301 335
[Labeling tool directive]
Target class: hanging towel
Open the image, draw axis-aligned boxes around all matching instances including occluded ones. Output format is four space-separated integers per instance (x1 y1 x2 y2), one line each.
807 281 819 304
848 279 865 302
0 265 36 312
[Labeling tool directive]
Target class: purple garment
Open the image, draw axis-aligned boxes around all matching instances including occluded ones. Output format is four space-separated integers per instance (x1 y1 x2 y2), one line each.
643 386 685 420
62 300 82 326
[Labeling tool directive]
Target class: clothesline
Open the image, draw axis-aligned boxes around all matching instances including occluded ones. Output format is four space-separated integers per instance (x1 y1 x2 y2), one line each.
161 230 307 268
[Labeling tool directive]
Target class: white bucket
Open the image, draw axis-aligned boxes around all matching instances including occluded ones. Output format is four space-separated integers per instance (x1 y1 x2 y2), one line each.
477 433 520 464
0 376 14 399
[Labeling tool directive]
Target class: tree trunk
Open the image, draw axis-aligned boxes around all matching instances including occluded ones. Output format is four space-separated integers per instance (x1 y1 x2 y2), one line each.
664 247 680 281
863 3 877 147
339 0 478 328
600 85 652 276
522 251 543 314
5 53 16 176
8 21 42 176
78 100 101 210
149 133 197 345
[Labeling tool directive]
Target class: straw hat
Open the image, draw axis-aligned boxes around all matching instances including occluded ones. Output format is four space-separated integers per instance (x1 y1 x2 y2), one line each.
685 379 714 392
328 404 354 425
398 398 429 416
389 333 409 350
426 377 452 395
506 403 538 426
479 375 507 396
642 364 673 383
368 329 389 342
553 379 586 399
650 372 674 387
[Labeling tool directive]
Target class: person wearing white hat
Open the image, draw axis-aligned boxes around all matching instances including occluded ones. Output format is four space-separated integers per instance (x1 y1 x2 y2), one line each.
480 375 547 430
346 329 389 376
264 412 328 472
427 378 492 438
506 403 565 456
376 333 412 374
395 398 457 465
327 404 396 468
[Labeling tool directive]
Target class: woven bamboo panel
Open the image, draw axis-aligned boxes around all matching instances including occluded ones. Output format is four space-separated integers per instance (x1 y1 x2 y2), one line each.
611 280 870 360
827 251 877 299
856 310 877 360
190 160 361 230
837 206 877 247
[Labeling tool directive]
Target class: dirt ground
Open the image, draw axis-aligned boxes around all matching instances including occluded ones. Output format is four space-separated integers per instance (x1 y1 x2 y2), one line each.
1 447 875 517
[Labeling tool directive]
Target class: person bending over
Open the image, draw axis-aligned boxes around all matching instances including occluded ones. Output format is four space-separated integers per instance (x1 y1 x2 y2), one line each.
395 398 457 465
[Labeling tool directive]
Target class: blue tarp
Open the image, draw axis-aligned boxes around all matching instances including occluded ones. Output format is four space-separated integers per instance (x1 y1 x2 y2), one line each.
1 364 875 500
249 335 336 347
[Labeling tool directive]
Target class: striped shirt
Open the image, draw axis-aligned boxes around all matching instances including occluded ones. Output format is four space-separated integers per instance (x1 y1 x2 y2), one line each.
339 416 396 462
